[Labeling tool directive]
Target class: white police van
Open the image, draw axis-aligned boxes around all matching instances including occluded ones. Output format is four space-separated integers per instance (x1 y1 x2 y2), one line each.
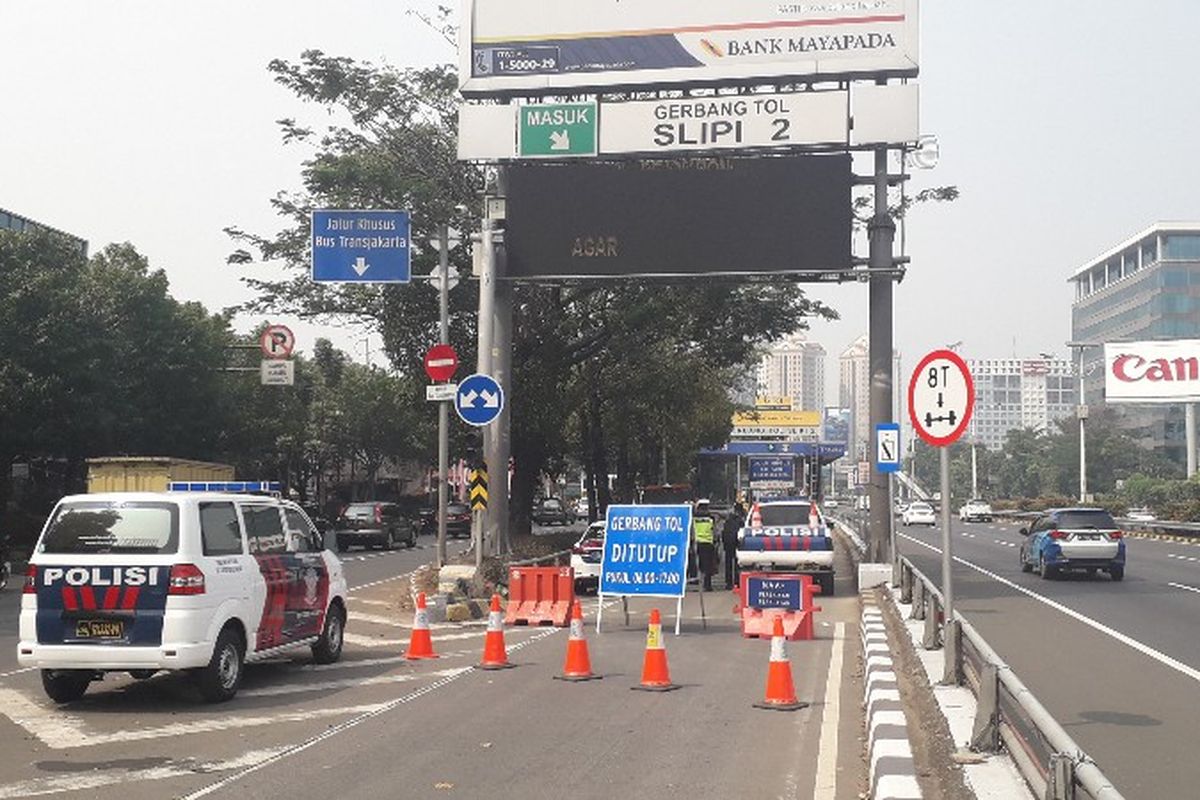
18 483 348 704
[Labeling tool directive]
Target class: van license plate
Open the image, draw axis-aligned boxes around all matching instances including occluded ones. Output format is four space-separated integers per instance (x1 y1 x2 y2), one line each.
76 620 125 638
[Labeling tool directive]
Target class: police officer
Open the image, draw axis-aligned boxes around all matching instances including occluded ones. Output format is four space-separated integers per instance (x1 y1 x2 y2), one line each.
693 500 717 591
722 501 746 589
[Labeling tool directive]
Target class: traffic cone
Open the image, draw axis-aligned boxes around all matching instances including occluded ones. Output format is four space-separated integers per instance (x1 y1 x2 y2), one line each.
478 594 515 670
631 609 679 692
404 592 439 660
753 616 807 711
554 600 601 681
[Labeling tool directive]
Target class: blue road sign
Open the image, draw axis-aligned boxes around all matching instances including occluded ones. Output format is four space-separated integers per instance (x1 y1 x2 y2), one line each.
599 505 692 598
746 576 803 611
748 456 795 483
876 423 901 474
455 373 504 427
311 209 411 283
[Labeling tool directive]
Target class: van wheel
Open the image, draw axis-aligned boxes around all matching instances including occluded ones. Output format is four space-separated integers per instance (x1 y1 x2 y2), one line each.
1110 566 1125 582
41 670 91 703
312 604 345 664
194 627 244 703
129 669 157 680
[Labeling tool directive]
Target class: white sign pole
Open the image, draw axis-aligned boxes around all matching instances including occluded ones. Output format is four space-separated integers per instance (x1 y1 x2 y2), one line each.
940 445 953 632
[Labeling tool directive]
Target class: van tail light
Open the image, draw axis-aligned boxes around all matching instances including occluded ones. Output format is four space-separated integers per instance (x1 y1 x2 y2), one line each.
168 564 206 595
374 504 383 524
1109 530 1124 539
1048 529 1068 540
23 565 37 594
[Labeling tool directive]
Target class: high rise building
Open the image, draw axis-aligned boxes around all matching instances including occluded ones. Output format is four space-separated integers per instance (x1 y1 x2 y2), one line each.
0 207 88 256
756 332 825 412
838 334 902 461
966 358 1077 450
1069 222 1200 460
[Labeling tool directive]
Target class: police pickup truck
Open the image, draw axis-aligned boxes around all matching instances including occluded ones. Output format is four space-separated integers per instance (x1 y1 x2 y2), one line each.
736 497 835 597
18 483 348 704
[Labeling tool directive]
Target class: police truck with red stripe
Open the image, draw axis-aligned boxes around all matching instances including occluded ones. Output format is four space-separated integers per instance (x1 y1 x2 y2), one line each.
18 483 348 703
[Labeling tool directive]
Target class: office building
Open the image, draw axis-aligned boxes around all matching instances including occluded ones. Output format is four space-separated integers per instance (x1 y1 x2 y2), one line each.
0 207 88 257
838 334 901 461
966 358 1077 450
757 332 826 413
1069 222 1200 460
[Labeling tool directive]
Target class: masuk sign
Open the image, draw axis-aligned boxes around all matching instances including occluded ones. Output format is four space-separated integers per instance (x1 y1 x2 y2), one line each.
460 0 919 96
1105 340 1200 403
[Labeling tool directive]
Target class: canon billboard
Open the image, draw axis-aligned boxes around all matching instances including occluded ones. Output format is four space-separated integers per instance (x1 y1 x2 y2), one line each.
1105 340 1200 403
460 0 919 97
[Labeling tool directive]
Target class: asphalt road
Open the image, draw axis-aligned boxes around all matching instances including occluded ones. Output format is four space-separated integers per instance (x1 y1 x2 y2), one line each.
894 517 1200 800
0 533 866 800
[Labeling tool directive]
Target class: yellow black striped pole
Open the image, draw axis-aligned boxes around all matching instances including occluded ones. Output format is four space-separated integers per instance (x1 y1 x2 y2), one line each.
469 467 489 511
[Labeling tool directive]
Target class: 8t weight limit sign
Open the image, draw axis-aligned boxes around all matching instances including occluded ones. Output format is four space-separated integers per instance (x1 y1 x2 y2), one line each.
908 350 975 447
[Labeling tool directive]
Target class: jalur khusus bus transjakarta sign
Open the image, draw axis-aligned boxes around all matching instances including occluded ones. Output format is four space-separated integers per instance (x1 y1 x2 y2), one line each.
460 0 919 96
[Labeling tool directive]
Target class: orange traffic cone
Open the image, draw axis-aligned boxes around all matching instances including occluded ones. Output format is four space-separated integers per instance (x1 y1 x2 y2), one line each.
404 592 439 660
554 600 601 681
754 616 807 711
631 608 679 692
478 594 515 670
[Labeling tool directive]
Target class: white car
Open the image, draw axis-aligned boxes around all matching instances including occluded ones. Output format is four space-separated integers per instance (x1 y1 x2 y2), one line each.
19 486 348 704
902 501 936 526
958 499 993 523
570 521 605 592
575 498 590 521
1125 507 1156 522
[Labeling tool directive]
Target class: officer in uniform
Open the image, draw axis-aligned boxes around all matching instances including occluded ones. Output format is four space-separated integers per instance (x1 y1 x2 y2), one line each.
721 501 746 589
693 500 717 592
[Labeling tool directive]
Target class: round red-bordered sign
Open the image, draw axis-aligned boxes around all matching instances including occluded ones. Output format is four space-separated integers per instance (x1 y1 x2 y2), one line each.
260 324 296 360
424 344 459 382
908 349 975 447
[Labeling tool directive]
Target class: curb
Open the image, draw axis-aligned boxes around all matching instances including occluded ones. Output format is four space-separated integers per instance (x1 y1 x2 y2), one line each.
862 590 923 800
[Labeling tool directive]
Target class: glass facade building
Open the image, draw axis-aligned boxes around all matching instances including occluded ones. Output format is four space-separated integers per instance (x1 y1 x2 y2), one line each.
0 207 88 257
1069 223 1200 461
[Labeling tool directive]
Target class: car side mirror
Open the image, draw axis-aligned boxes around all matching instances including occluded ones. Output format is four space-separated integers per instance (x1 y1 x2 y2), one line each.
286 531 305 552
1019 527 1030 536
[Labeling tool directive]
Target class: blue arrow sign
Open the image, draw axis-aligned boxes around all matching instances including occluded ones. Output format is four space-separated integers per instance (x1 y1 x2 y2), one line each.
455 373 504 426
311 209 411 283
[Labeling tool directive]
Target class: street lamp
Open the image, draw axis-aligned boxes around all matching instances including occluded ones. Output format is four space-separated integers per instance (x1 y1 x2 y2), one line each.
1066 341 1100 503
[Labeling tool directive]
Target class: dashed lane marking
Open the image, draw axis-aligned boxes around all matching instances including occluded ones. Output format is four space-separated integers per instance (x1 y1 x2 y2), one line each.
993 539 1017 548
348 598 394 608
1167 553 1200 563
1168 582 1200 595
899 532 1200 685
343 630 486 648
0 747 291 799
240 667 469 698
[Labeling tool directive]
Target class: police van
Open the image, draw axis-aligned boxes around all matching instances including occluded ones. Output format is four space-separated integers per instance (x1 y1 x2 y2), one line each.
18 483 348 704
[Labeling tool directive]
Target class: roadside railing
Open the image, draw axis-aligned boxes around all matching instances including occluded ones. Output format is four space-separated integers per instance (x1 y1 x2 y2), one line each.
895 555 1125 800
832 512 1123 800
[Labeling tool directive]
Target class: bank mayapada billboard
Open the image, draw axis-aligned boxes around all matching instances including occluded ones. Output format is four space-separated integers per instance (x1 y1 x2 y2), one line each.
460 0 919 96
1105 340 1200 403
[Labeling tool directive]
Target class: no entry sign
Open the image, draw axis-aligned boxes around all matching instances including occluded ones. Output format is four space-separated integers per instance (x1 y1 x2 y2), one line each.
909 350 975 447
424 344 459 382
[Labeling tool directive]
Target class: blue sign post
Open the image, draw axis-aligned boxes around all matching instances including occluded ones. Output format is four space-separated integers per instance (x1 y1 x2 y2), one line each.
311 210 411 283
598 504 692 634
747 456 795 487
455 373 504 427
876 423 901 474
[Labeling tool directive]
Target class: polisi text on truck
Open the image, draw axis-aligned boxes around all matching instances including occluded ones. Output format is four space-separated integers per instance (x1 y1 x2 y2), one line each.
42 566 162 587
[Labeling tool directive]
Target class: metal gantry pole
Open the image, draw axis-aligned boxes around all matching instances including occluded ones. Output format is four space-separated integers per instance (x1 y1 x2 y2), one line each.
970 442 978 499
436 225 450 568
1078 347 1088 503
867 143 897 562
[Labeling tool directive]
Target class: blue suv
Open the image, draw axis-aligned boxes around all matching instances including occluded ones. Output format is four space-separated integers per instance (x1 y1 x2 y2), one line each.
1019 508 1125 581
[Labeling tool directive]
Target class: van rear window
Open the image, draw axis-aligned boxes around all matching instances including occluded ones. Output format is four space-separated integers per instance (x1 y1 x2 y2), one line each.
1056 510 1117 530
39 502 180 555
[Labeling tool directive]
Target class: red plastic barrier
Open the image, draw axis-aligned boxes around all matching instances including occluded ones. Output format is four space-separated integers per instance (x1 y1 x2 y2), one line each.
736 572 823 641
506 566 574 627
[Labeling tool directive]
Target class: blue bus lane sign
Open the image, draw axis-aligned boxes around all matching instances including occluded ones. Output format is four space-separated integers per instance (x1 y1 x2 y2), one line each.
598 504 692 633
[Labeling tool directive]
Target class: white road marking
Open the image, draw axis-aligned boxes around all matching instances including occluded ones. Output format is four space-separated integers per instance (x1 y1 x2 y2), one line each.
812 622 847 799
349 598 394 608
0 747 290 799
343 630 486 648
1167 554 1199 563
0 667 36 680
348 573 412 593
0 686 388 749
349 612 478 630
179 626 563 799
899 532 1200 684
1168 582 1200 595
240 667 469 698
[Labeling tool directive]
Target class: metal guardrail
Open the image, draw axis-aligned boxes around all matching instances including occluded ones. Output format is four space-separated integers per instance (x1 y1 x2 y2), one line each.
894 556 1125 800
991 509 1200 539
507 548 572 567
832 511 1123 800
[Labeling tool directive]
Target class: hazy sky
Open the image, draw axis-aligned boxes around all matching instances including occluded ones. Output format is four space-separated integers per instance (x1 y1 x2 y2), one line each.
4 1 1199 400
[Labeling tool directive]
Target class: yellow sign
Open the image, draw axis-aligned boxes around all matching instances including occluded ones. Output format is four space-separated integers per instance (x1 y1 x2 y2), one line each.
755 395 793 410
646 624 662 650
732 410 821 427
